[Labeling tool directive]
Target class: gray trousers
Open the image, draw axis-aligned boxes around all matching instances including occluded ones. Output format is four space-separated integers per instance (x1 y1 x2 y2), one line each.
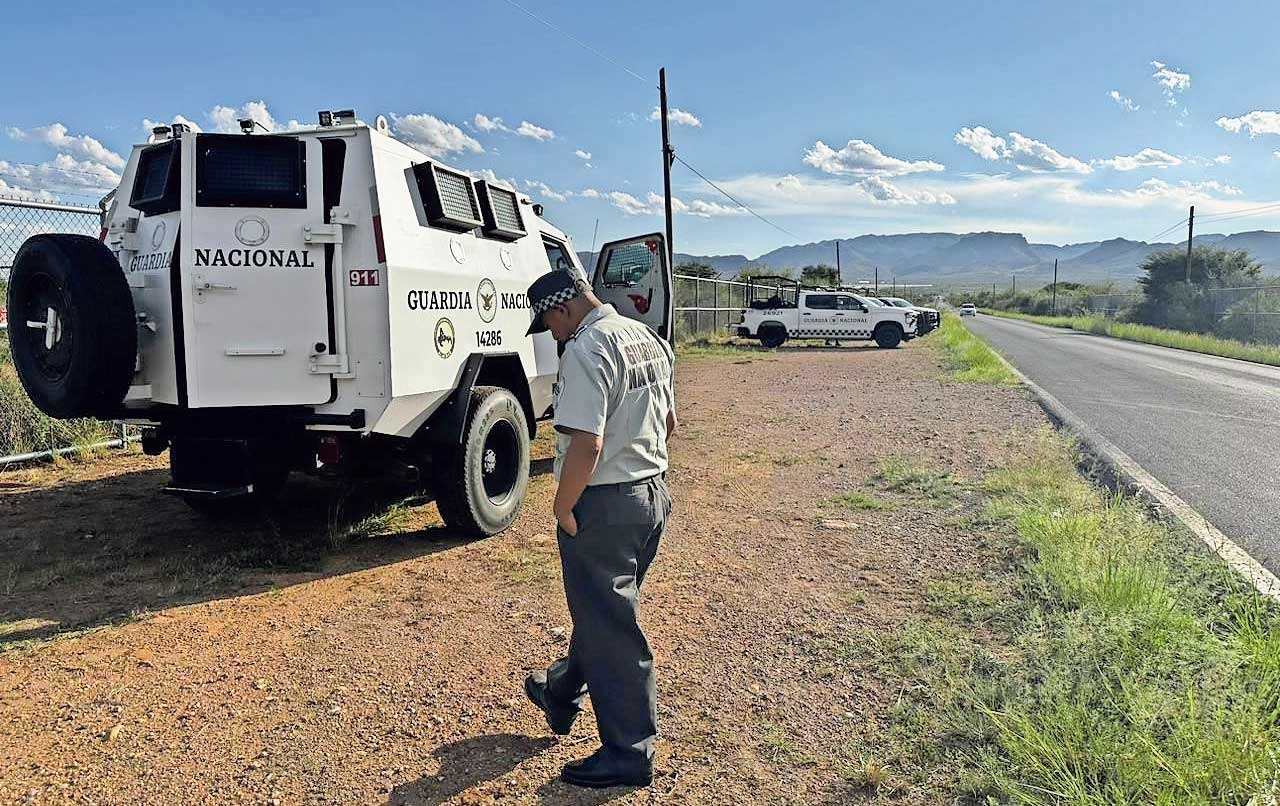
546 475 671 761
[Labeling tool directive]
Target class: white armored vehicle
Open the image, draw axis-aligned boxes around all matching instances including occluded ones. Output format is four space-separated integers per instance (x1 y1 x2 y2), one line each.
735 276 917 349
6 111 672 535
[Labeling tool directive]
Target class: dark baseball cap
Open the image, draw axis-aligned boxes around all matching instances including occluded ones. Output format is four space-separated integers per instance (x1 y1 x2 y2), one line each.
525 270 581 335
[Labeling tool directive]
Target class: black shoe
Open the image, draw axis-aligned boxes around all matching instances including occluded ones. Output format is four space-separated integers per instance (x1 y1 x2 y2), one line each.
523 671 579 735
560 746 653 789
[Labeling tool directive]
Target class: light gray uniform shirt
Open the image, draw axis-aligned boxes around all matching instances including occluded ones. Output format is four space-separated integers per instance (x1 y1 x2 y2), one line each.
553 304 676 485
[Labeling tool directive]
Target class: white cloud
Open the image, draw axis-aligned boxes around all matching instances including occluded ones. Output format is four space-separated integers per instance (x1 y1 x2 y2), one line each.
578 188 603 199
1274 151 1280 159
1006 132 1092 173
1214 154 1232 164
515 121 555 141
802 139 943 177
601 189 745 217
954 127 1008 161
683 198 747 217
522 179 568 202
1216 111 1280 137
1108 90 1139 112
649 106 702 127
209 100 277 134
143 115 203 134
955 126 1091 173
0 155 120 200
6 123 125 170
609 191 652 215
1151 61 1191 106
1097 148 1182 171
857 175 956 205
391 113 484 158
0 174 57 202
473 114 510 133
574 149 592 161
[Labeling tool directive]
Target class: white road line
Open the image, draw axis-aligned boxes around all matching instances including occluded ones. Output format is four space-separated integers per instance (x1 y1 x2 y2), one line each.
974 326 1280 603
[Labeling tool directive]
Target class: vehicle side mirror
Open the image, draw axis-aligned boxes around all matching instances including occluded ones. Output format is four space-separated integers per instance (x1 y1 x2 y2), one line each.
858 304 868 312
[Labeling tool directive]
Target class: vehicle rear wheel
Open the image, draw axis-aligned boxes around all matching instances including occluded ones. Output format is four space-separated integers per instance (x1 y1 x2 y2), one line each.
759 324 788 349
432 386 530 538
7 234 137 419
873 323 903 349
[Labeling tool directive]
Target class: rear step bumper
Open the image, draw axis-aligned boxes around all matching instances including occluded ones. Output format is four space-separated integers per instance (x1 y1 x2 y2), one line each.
162 483 255 499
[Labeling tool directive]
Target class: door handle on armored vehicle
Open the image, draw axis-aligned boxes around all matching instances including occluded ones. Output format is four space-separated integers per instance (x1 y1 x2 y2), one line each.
193 274 237 302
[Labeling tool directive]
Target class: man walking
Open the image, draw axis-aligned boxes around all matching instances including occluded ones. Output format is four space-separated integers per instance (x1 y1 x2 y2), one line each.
521 270 676 788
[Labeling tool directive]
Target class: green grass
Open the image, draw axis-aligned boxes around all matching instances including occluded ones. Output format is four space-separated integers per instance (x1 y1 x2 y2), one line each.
0 335 115 459
934 313 1019 384
326 495 419 547
822 491 898 511
985 308 1280 368
874 457 960 502
835 431 1280 804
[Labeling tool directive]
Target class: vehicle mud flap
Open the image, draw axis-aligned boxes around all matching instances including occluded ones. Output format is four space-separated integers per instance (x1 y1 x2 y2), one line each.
425 354 487 447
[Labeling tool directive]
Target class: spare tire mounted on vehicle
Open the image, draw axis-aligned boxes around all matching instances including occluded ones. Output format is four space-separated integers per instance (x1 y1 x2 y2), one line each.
6 234 137 419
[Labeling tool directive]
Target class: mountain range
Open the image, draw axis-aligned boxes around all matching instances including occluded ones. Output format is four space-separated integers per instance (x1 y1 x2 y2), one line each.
582 230 1280 286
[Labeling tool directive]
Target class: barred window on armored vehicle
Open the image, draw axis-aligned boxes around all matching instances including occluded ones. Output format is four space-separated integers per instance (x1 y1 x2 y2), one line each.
601 241 655 287
477 181 526 241
414 163 483 231
196 134 306 209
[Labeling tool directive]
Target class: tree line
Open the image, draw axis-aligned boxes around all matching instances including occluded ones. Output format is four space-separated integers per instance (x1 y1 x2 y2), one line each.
955 247 1280 345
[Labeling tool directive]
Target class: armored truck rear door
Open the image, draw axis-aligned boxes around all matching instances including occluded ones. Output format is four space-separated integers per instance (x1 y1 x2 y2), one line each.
182 133 333 407
591 234 673 340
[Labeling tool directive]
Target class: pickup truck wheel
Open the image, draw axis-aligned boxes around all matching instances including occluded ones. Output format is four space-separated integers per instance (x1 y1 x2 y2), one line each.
432 386 530 538
759 324 788 349
873 323 903 349
7 234 137 419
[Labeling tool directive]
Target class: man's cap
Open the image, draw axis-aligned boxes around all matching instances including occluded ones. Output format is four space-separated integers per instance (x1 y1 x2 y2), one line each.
525 270 580 335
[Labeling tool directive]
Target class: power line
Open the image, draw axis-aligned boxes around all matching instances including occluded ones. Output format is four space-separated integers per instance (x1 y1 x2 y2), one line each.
673 154 799 239
498 0 650 85
494 0 799 243
1195 202 1280 225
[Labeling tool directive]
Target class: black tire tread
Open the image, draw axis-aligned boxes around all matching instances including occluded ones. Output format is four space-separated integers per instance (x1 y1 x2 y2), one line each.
8 234 136 419
432 385 529 538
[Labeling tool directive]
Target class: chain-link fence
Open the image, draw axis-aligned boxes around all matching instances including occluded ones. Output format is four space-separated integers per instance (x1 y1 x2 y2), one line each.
673 273 767 338
960 281 1280 346
1 197 104 329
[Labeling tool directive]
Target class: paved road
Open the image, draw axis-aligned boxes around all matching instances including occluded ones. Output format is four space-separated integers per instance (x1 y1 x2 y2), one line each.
965 314 1280 573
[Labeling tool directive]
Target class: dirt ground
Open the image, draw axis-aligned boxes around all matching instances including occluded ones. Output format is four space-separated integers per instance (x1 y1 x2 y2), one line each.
0 340 1046 805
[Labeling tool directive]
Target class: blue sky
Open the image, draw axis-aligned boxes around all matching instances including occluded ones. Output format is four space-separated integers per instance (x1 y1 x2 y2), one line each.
5 0 1280 258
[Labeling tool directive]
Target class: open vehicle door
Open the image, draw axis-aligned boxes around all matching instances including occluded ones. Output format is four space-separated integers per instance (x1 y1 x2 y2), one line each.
591 233 673 341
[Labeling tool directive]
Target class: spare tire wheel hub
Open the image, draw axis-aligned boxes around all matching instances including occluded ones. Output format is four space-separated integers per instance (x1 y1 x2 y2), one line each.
27 306 62 351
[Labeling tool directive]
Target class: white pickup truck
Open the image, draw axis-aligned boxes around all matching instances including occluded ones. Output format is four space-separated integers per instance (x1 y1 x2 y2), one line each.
736 280 917 349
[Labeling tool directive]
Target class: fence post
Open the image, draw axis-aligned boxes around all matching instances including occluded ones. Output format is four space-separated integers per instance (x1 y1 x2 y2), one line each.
694 278 701 336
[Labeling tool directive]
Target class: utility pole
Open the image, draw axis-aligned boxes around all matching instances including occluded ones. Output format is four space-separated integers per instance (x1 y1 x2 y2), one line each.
835 241 841 287
1051 258 1059 315
659 67 675 267
874 266 879 293
1185 204 1195 284
1012 274 1016 297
